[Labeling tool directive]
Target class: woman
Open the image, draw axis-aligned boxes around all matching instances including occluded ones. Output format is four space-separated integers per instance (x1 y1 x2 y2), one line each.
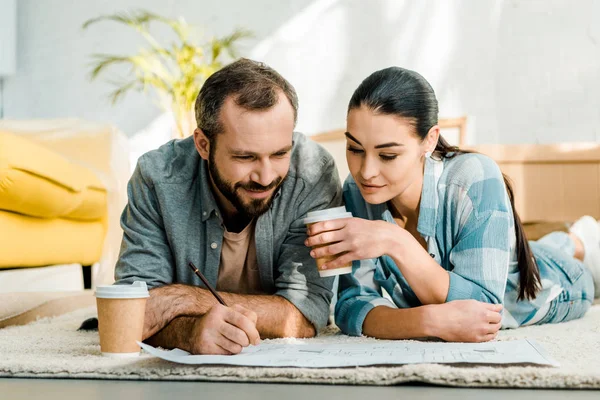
305 67 598 342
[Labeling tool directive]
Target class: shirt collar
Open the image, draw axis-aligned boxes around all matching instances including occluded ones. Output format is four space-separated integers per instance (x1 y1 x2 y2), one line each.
416 155 444 238
199 158 221 222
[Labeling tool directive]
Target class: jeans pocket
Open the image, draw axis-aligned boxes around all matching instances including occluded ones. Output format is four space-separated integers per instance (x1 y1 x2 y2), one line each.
547 298 592 324
553 258 585 284
534 244 584 284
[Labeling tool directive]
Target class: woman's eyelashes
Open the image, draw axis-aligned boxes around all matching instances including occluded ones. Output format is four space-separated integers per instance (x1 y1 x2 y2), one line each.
347 146 364 155
379 154 398 161
347 146 398 162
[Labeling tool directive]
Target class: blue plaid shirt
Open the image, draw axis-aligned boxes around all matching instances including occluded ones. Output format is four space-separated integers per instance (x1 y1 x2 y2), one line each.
335 153 563 336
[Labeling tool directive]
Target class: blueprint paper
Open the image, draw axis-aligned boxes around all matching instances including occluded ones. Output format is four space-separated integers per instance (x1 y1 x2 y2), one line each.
138 338 559 368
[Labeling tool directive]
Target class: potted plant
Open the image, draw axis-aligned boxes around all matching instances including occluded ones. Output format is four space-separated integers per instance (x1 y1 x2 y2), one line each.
83 10 251 138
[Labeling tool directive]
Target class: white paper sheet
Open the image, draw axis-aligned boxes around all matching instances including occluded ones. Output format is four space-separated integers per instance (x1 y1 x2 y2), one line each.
138 338 559 368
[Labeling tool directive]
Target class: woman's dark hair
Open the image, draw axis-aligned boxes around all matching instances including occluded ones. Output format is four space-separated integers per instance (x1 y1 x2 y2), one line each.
348 67 540 301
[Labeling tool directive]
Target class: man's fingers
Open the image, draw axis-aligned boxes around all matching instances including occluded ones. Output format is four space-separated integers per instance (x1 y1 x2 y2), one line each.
214 335 243 355
232 304 259 325
225 309 261 345
487 310 502 324
219 321 250 347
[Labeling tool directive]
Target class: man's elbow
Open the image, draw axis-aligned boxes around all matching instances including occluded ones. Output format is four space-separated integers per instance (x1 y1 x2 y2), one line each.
280 317 316 338
279 303 318 338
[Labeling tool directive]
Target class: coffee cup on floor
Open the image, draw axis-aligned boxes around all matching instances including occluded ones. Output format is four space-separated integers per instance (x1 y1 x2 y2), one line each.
94 281 149 357
304 206 354 277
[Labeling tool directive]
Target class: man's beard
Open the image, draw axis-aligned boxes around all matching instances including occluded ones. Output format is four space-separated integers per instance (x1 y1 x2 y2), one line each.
208 151 284 218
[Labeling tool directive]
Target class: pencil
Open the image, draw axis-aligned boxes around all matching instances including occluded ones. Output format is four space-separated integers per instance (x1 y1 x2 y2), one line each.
188 262 228 306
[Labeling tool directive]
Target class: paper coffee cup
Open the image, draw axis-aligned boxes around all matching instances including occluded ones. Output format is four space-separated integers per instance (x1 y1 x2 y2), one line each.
95 281 149 357
304 206 354 277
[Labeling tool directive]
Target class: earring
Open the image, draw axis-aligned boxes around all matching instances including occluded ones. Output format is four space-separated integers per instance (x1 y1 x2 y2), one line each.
425 151 432 158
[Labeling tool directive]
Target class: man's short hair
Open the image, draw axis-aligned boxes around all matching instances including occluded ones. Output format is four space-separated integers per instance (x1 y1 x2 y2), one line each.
195 58 298 141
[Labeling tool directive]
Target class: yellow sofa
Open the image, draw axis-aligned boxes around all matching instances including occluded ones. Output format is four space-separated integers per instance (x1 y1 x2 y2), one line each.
0 120 130 288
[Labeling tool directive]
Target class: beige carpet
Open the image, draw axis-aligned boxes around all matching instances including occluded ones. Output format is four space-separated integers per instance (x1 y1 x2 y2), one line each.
1 305 599 388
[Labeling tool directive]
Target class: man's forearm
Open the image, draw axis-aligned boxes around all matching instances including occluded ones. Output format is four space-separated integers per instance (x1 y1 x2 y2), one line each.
220 292 315 338
144 316 196 352
142 284 214 340
143 284 315 340
362 305 436 339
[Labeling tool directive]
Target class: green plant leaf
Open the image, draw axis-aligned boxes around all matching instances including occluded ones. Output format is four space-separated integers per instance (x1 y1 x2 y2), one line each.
108 80 138 104
82 9 252 137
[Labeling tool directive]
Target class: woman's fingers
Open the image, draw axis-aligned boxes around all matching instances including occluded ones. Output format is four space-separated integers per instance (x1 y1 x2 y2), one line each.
322 252 353 269
306 218 349 236
484 303 503 312
487 310 502 324
305 230 340 247
310 242 348 259
487 321 502 334
482 332 498 342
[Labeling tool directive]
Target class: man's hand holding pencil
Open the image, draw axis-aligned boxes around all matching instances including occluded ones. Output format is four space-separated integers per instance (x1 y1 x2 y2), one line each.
186 262 260 355
187 303 260 355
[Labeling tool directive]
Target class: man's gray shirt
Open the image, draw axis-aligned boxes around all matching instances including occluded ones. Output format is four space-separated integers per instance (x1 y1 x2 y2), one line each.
114 132 342 331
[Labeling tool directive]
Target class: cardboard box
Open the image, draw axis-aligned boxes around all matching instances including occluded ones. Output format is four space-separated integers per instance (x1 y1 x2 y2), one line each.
468 143 600 223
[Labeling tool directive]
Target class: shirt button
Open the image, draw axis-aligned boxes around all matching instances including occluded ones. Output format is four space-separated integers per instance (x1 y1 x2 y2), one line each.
215 212 219 217
203 211 207 216
211 242 218 249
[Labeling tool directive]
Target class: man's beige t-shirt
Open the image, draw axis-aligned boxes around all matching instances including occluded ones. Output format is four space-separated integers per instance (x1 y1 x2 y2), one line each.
216 219 264 294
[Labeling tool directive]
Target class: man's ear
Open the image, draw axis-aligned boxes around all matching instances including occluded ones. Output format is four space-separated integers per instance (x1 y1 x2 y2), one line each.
194 128 211 160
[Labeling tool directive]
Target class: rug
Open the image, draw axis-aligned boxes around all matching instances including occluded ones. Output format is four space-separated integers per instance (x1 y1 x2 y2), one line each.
1 305 599 388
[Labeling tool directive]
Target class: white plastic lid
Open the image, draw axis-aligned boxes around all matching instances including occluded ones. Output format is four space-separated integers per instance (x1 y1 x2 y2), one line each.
95 281 150 299
303 206 353 225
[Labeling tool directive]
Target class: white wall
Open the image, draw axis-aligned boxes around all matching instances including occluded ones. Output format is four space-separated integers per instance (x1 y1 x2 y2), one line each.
0 0 17 77
3 0 600 144
3 0 310 136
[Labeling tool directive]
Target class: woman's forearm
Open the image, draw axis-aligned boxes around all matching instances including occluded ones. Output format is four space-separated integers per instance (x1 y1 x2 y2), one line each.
363 301 503 342
385 229 450 304
362 305 436 339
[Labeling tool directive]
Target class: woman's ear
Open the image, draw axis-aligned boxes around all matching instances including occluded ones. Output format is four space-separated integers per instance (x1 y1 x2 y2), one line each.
424 125 440 154
193 128 211 161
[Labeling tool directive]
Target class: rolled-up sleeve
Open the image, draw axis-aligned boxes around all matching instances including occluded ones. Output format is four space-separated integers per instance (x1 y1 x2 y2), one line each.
335 258 396 336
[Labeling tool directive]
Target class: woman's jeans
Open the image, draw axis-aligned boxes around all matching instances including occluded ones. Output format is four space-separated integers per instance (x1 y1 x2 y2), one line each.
530 231 595 325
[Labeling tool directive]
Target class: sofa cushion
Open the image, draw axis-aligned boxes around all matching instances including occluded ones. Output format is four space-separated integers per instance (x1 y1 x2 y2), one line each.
0 210 106 268
0 131 107 220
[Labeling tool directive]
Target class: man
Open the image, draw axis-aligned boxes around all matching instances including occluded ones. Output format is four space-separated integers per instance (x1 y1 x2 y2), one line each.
114 58 342 355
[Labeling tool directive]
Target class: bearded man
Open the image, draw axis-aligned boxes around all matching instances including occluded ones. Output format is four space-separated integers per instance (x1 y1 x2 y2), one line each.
114 58 341 355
